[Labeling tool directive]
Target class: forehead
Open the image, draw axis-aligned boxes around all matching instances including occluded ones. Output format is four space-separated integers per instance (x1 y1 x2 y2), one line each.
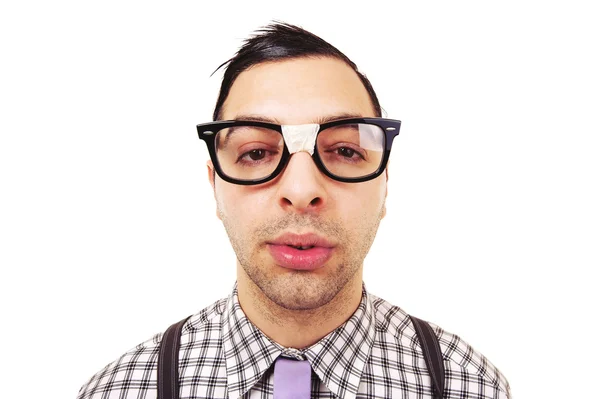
221 57 376 124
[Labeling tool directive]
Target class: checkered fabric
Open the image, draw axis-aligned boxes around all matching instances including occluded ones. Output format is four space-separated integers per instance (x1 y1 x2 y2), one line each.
77 283 511 398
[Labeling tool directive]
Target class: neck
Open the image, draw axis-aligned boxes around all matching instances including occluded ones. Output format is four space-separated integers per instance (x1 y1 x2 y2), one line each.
236 265 364 349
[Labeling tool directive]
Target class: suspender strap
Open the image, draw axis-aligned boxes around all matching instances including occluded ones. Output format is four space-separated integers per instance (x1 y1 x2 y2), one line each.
157 316 190 399
410 315 446 399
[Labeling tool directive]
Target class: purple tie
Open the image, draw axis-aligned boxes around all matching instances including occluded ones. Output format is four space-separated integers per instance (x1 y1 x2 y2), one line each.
273 356 312 399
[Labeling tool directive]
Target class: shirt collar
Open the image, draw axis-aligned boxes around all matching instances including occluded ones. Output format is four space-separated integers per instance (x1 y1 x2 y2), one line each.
221 282 377 399
221 283 282 399
304 284 376 399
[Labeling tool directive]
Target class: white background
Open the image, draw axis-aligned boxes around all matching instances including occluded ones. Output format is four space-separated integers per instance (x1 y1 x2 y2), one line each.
1 1 598 398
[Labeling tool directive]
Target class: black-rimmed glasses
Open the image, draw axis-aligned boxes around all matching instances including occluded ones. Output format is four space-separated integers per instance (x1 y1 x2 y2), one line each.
196 117 401 185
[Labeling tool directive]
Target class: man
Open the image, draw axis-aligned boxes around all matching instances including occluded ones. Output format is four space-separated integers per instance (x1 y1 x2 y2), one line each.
77 23 511 399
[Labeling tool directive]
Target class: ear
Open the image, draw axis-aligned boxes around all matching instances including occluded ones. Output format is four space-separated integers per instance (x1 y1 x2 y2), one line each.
206 160 221 220
381 163 389 219
385 159 390 182
207 160 216 192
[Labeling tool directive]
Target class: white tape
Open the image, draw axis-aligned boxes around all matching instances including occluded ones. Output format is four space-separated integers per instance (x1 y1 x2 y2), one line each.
357 124 384 152
281 124 320 155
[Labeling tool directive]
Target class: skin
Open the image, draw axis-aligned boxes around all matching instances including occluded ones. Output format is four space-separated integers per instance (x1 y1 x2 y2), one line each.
207 57 388 349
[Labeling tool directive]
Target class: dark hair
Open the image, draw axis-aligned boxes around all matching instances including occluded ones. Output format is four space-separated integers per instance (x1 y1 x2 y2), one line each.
211 22 382 121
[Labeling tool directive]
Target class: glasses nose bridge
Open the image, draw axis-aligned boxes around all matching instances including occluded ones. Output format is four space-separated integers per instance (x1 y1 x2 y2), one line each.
281 123 320 156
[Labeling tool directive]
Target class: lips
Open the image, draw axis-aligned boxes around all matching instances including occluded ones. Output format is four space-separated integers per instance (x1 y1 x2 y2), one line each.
266 233 334 271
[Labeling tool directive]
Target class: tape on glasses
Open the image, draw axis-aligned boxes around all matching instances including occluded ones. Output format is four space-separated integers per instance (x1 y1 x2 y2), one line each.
281 124 320 155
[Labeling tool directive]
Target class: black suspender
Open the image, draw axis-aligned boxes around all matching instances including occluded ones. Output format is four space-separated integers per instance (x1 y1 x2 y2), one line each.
409 315 446 399
157 315 445 399
157 316 190 399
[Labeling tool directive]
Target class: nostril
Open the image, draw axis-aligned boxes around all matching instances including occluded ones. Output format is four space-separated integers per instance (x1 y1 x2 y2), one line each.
280 196 322 209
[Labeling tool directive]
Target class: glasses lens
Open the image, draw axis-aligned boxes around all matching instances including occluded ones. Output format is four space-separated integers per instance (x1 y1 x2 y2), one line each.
316 123 385 178
215 125 284 181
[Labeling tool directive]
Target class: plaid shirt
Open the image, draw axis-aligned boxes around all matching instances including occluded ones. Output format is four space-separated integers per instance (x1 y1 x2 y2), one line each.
77 283 511 398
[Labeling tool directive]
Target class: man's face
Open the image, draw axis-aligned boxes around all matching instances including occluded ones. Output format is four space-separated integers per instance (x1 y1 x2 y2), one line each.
209 57 387 311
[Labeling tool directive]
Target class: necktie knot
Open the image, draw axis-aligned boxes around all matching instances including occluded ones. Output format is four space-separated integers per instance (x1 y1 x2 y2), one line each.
273 356 312 399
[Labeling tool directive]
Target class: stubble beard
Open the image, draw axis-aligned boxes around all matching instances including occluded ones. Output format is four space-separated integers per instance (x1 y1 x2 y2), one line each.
219 207 384 312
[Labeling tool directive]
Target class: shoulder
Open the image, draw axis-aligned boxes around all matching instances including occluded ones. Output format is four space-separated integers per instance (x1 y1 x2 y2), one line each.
370 293 512 398
76 297 227 399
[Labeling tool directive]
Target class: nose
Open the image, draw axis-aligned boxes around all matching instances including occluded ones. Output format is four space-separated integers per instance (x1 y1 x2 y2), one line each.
276 152 327 213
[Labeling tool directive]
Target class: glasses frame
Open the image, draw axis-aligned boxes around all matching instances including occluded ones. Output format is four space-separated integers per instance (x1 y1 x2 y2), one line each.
196 117 401 185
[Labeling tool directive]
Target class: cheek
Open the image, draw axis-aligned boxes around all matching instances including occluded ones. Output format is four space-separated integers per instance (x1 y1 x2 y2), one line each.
334 180 386 215
367 177 387 207
216 184 272 225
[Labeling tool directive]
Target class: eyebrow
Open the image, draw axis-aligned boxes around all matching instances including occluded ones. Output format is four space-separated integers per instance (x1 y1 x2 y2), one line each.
232 112 365 125
219 112 367 149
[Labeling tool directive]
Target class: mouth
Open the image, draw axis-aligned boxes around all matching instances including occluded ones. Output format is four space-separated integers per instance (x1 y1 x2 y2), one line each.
286 244 316 250
267 232 334 248
266 233 335 270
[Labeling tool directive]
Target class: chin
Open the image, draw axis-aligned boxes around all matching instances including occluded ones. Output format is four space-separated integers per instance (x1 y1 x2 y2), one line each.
269 292 333 311
260 272 347 310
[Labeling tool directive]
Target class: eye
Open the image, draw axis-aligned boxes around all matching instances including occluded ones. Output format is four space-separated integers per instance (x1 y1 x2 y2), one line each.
235 147 279 166
331 146 365 161
247 149 266 161
336 147 359 158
